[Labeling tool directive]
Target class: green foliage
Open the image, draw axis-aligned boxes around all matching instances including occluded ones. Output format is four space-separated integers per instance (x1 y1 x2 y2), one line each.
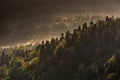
106 73 119 80
28 57 39 70
1 16 120 80
54 39 65 55
108 55 117 64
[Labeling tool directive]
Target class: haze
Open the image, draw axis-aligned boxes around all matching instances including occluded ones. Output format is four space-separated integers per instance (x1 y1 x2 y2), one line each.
0 0 120 47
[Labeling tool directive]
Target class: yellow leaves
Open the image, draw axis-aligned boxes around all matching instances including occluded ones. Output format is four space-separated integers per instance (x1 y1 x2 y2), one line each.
22 61 29 71
0 65 9 77
16 57 25 64
9 56 39 72
54 39 65 54
59 39 66 48
106 73 118 80
14 57 27 71
108 55 117 64
29 57 39 66
28 49 36 55
27 49 39 59
27 57 39 70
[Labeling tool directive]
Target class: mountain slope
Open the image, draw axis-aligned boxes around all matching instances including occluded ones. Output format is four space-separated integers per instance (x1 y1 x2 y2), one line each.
0 16 120 80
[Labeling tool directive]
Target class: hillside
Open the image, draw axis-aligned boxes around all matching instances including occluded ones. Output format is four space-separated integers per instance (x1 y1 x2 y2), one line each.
0 16 120 80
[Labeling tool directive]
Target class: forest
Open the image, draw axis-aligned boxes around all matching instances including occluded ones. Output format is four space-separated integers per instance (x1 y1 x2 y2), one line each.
0 16 120 80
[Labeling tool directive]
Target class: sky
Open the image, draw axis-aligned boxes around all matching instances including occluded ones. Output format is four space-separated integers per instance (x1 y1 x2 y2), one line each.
0 0 120 47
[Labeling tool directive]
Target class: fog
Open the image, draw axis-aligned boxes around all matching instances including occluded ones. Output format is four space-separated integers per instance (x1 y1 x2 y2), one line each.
0 0 120 47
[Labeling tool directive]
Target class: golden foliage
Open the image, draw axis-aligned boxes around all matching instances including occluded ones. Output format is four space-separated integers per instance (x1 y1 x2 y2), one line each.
108 55 117 64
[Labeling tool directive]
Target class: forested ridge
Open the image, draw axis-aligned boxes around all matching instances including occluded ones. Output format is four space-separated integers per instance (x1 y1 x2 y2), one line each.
1 16 120 80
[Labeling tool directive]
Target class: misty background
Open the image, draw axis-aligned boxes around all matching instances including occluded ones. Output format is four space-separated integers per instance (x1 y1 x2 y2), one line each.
0 0 120 47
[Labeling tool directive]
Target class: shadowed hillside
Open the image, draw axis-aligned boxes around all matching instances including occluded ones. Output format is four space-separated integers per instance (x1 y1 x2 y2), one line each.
1 16 120 80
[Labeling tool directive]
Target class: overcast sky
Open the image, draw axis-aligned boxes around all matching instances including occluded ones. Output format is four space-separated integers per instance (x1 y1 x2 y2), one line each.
0 0 120 47
1 0 120 17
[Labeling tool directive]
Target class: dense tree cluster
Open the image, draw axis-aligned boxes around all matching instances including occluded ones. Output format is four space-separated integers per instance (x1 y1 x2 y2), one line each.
1 16 120 80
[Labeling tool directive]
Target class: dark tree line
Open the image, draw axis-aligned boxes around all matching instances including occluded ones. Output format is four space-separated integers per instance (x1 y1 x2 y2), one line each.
1 16 120 80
